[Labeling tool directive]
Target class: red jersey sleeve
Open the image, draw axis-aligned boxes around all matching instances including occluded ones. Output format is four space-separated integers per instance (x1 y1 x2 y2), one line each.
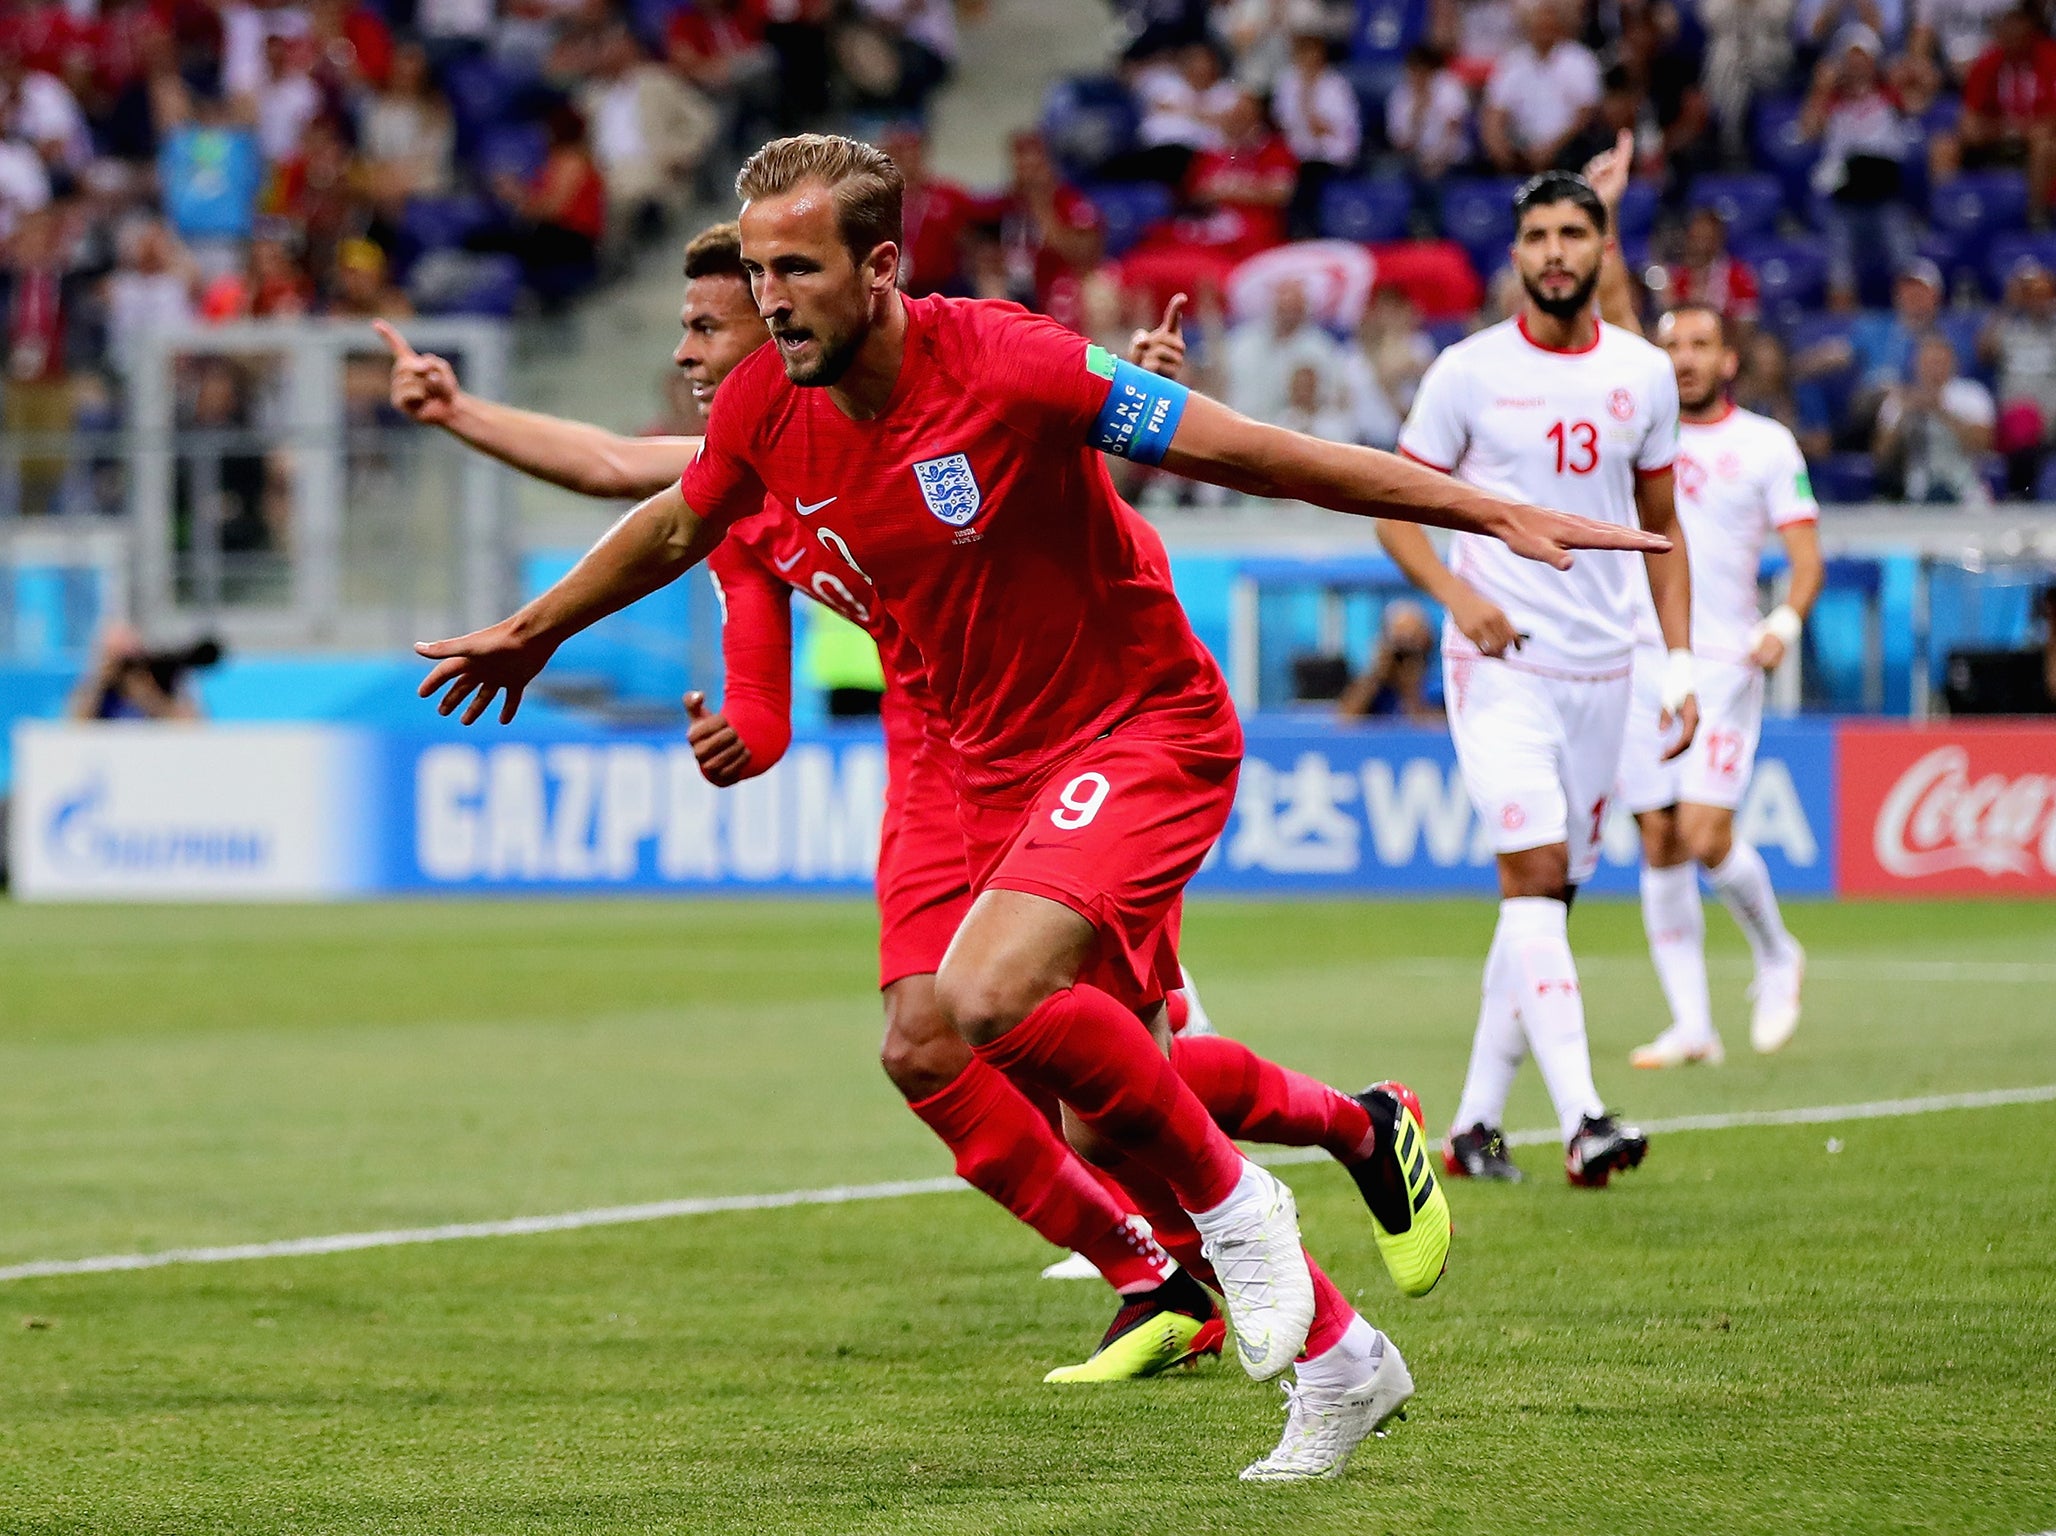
956 304 1118 447
705 531 794 780
677 355 773 535
1964 51 2001 115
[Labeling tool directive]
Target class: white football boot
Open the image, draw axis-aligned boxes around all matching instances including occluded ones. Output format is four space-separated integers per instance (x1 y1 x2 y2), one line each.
1750 941 1806 1055
1631 1026 1726 1069
1240 1337 1415 1482
1189 1159 1315 1381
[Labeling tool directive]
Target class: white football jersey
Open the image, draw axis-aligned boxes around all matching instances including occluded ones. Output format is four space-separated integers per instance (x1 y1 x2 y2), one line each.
1399 316 1680 674
1631 404 1819 663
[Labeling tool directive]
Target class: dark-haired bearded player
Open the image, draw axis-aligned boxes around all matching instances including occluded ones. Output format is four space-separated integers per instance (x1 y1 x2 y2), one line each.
411 137 1668 1480
381 224 1453 1411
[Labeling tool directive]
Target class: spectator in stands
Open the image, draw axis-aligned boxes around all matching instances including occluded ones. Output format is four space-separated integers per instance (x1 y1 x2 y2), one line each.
1874 331 1997 500
1431 0 1523 68
883 123 981 296
1910 0 2016 82
67 622 203 721
265 114 358 297
1617 3 1715 184
996 130 1104 320
306 0 394 98
1703 0 1798 163
1274 25 1361 239
665 0 778 153
104 217 196 374
1665 207 1761 326
0 132 51 240
577 22 716 243
1797 256 1943 439
1337 600 1442 720
2 203 82 514
482 102 605 306
1224 275 1343 423
1155 88 1296 259
1929 3 2056 227
1981 253 2056 492
250 31 322 166
1274 357 1356 438
1385 42 1472 180
1127 38 1241 184
415 0 494 62
1341 286 1434 448
1802 25 1918 303
1219 0 1351 94
1481 0 1603 174
327 234 409 318
1794 0 1908 65
848 0 958 115
3 39 92 179
1735 329 1818 448
158 89 264 267
359 40 454 208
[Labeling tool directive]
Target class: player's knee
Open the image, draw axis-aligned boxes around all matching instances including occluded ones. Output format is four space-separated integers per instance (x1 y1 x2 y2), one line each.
1686 816 1734 869
878 986 971 1101
934 958 1061 1049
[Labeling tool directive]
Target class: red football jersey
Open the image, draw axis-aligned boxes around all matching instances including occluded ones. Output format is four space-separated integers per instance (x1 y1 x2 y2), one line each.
706 496 945 776
681 294 1232 798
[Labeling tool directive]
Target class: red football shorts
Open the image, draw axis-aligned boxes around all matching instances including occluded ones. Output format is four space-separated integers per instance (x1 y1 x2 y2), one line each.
957 709 1240 1013
876 720 973 990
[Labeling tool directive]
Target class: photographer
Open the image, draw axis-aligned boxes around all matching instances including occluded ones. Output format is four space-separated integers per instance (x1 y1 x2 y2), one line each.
1337 600 1444 722
66 623 215 722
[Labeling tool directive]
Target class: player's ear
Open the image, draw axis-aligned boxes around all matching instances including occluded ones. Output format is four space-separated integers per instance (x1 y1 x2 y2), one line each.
866 240 901 299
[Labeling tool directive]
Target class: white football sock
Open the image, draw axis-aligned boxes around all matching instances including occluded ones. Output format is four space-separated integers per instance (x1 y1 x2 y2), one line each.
1295 1314 1384 1391
1640 861 1715 1044
1452 923 1526 1134
1501 896 1605 1143
1708 841 1795 972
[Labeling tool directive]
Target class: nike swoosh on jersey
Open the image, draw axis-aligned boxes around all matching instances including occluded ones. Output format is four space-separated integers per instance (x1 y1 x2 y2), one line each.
773 550 804 572
795 496 837 515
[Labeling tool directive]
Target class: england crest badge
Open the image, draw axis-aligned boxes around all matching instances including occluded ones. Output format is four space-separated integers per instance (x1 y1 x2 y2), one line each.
912 452 982 527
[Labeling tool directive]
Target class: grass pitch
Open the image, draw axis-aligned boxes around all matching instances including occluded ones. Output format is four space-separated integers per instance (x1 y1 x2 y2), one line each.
2 897 2053 1535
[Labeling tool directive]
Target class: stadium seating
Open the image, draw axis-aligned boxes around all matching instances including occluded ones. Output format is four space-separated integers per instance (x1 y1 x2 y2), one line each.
1319 177 1414 243
1040 76 1140 179
1081 181 1175 256
1438 177 1523 272
1688 173 1785 241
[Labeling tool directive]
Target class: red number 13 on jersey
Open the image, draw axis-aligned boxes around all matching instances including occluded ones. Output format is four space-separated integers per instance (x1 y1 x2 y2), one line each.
1547 420 1599 475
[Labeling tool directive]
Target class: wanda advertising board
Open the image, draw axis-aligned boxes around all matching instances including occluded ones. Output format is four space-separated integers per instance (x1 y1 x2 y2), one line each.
1837 722 2056 897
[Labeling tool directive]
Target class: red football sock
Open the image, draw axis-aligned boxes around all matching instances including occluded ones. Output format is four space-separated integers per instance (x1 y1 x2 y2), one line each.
1093 1150 1220 1291
908 1058 1174 1295
974 985 1245 1212
1299 1253 1356 1361
1164 990 1191 1034
1171 1035 1374 1162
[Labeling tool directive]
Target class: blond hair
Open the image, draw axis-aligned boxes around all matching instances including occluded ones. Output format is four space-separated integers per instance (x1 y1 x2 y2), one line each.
734 134 904 262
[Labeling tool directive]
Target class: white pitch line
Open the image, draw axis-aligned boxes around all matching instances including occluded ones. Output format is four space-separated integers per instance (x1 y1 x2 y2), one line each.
3 1084 2052 1285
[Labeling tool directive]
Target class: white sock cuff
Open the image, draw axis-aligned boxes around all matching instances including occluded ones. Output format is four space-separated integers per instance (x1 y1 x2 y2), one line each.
1640 861 1696 899
1500 895 1569 941
1707 842 1761 888
1297 1315 1383 1388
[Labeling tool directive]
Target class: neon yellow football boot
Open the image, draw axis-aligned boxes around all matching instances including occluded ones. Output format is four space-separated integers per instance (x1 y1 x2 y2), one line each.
1346 1082 1453 1298
1042 1270 1226 1383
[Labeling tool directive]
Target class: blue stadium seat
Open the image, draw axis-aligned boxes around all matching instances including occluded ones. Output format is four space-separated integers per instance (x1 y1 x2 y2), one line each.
1752 96 1817 179
1320 177 1413 241
1340 58 1405 157
2032 456 2056 500
1786 311 1859 428
1984 231 2056 294
478 121 546 183
1424 317 1470 352
437 53 521 153
1813 452 1879 503
1353 0 1428 58
1438 177 1522 268
397 194 494 272
1930 171 2031 239
1937 310 1987 378
1040 76 1139 179
1918 227 1979 296
1688 172 1785 239
1079 181 1173 256
416 253 524 318
1616 181 1659 240
1736 235 1828 321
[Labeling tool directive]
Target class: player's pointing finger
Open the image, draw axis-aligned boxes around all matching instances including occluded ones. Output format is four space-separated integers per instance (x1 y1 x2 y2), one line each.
372 319 417 361
1161 293 1187 335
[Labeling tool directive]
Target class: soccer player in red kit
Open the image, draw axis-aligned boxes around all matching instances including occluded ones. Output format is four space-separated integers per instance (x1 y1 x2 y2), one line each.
381 225 1443 1396
414 137 1667 1479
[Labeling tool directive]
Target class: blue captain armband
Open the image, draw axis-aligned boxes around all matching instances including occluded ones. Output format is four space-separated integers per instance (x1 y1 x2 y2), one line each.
1087 355 1190 466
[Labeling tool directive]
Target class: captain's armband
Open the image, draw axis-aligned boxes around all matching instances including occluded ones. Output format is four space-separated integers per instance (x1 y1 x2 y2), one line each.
1087 356 1190 466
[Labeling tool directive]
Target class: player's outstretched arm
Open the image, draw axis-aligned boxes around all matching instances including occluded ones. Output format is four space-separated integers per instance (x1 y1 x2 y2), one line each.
1582 130 1643 337
1157 392 1671 570
416 483 721 724
375 321 698 500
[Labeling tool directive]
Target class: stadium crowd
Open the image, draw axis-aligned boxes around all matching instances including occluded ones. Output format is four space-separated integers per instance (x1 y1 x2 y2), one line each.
0 0 955 514
12 0 2056 514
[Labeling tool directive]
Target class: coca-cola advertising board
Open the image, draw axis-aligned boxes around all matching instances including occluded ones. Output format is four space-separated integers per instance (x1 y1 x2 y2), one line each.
1838 722 2056 896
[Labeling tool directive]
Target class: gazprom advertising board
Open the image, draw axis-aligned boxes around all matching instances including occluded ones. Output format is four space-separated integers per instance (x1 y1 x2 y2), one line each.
4 716 1882 901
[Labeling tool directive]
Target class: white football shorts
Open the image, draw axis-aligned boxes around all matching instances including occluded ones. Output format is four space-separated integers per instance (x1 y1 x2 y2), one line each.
1443 648 1632 886
1617 648 1765 815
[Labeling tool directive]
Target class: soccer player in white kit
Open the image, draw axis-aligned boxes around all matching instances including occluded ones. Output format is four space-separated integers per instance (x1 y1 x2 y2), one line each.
1580 153 1824 1066
1377 170 1698 1187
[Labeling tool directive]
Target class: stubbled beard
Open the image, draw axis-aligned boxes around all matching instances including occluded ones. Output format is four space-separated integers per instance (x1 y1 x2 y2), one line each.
1523 267 1598 321
778 326 862 387
1682 380 1724 414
